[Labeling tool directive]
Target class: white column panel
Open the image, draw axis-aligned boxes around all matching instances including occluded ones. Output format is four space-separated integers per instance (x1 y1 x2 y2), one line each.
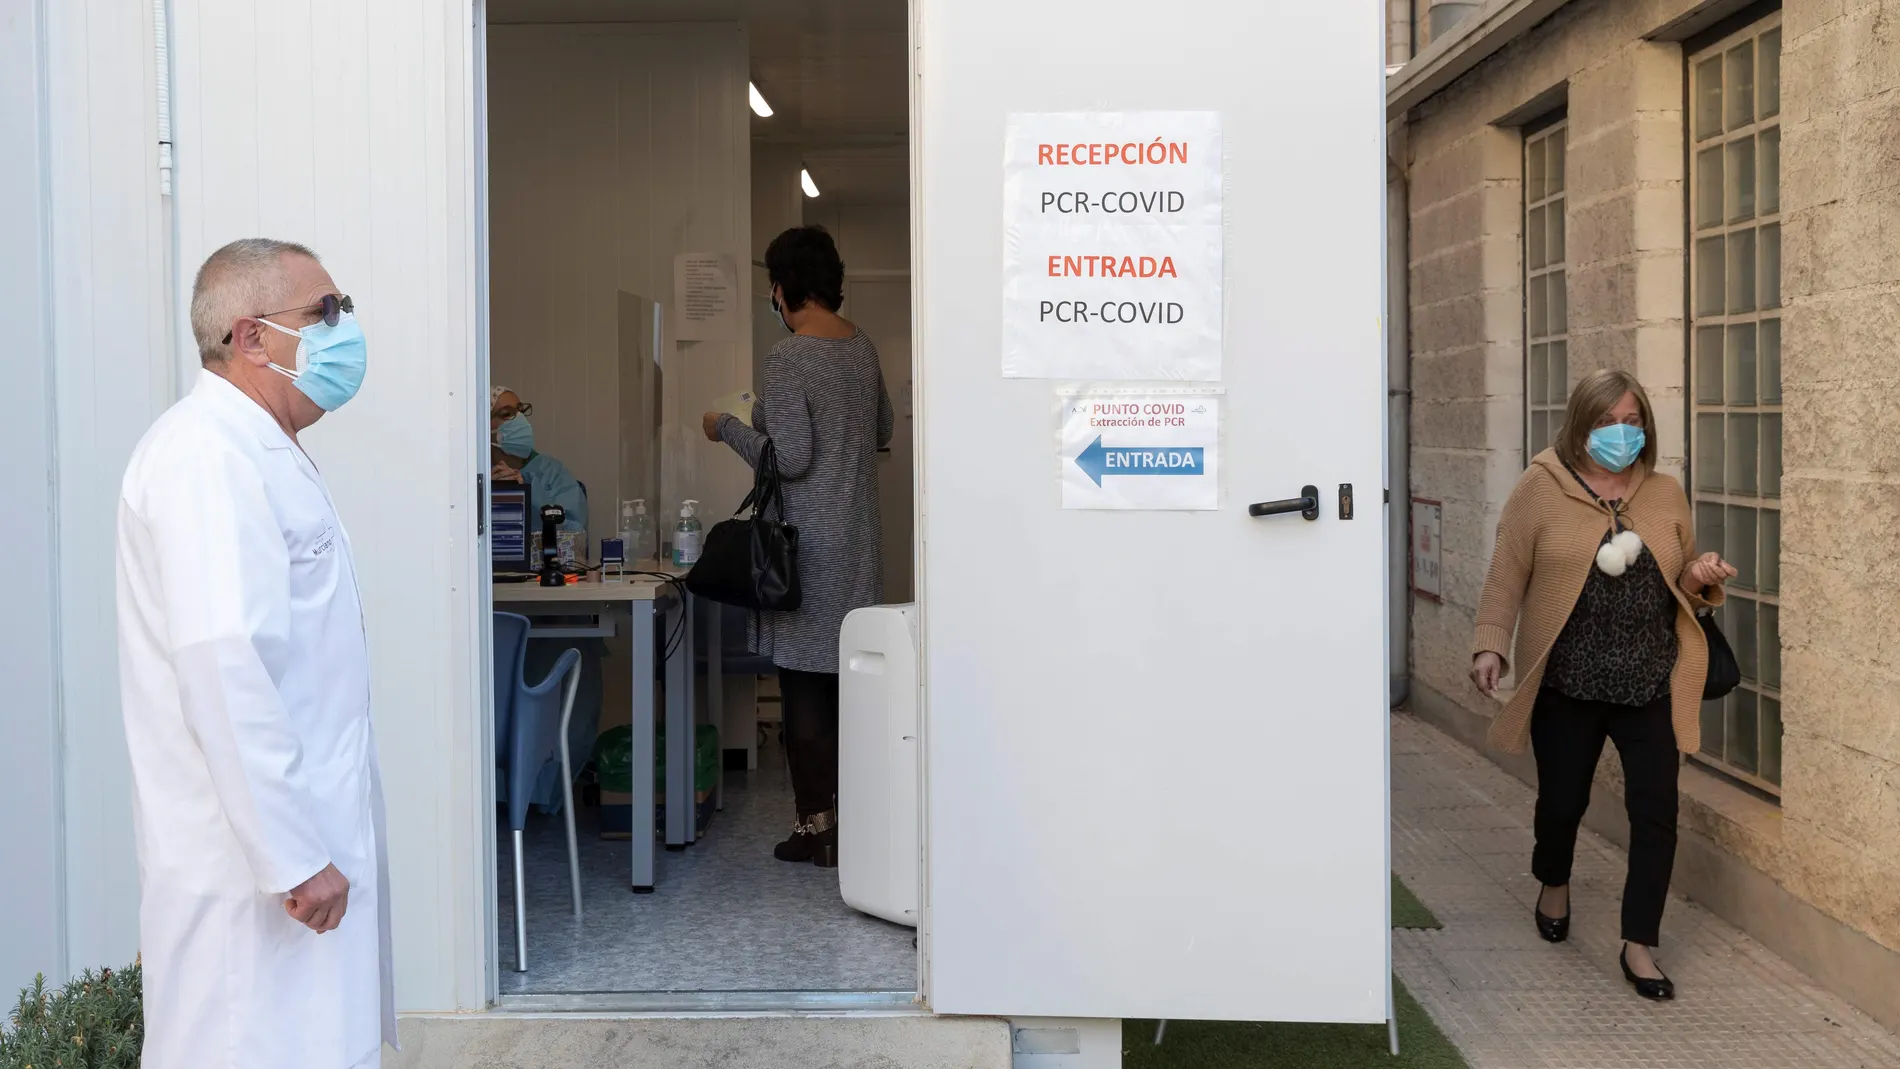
1 0 68 995
44 0 175 978
167 0 485 1011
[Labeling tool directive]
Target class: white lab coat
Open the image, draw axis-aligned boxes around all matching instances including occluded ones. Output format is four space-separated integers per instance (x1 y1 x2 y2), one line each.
116 370 396 1069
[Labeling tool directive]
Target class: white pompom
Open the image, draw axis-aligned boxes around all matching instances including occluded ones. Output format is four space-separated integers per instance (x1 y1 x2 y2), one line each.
1597 542 1630 576
1612 529 1644 563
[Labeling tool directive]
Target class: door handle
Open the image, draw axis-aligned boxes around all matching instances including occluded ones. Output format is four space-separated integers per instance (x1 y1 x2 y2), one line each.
1248 485 1320 521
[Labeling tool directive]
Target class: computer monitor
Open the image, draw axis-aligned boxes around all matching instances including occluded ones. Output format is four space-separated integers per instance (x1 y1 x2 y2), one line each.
491 481 533 575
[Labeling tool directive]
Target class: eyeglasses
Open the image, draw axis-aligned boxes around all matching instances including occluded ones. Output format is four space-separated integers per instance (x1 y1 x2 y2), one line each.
491 402 534 421
222 293 354 345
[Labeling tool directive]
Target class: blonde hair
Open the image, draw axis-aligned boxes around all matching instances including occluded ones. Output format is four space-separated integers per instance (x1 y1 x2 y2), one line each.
1554 368 1659 470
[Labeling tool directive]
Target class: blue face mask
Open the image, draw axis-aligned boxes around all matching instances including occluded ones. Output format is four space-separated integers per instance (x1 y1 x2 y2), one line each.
497 414 535 456
1587 423 1646 473
771 295 792 333
262 311 367 411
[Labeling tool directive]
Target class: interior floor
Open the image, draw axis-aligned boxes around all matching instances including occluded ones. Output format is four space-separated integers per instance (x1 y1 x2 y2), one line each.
497 739 916 994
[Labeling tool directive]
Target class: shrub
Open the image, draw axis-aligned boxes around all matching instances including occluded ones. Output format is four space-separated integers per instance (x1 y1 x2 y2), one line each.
0 961 142 1069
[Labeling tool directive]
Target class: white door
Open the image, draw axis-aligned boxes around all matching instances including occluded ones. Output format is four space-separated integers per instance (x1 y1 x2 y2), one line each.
845 276 916 603
916 0 1389 1022
166 0 488 1012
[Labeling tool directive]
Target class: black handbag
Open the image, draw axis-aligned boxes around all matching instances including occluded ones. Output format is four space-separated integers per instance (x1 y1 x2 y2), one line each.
685 441 801 612
1699 610 1740 700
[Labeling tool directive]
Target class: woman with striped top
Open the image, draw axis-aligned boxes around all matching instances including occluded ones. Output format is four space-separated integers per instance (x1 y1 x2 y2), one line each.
704 226 893 868
1472 368 1734 1000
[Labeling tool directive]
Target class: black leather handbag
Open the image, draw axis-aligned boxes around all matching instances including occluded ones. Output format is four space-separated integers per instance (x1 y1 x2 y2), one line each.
686 441 801 612
1699 611 1740 700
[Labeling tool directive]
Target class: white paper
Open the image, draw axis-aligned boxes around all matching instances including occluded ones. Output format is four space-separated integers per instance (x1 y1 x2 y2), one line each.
712 389 756 425
1003 112 1224 381
1059 387 1221 510
673 253 738 341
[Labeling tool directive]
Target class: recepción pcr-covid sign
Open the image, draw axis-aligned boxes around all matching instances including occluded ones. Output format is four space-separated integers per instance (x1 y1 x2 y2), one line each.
1003 111 1224 382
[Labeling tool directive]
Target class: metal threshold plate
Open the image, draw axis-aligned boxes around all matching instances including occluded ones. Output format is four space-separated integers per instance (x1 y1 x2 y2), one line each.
494 990 923 1015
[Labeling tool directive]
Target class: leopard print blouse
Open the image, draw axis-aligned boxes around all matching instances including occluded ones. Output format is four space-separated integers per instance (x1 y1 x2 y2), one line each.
1542 527 1680 707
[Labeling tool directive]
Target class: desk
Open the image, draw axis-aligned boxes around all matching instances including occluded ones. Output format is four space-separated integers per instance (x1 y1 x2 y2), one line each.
494 572 709 892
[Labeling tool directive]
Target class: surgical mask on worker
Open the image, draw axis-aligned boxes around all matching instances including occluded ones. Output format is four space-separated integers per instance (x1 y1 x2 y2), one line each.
771 295 791 333
1587 424 1645 473
497 413 535 456
261 312 367 411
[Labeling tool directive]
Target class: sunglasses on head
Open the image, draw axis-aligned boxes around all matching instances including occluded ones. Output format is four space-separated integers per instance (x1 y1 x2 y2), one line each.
222 293 354 345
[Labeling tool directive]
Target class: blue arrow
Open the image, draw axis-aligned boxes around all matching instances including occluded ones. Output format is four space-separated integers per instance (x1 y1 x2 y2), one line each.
1074 436 1206 487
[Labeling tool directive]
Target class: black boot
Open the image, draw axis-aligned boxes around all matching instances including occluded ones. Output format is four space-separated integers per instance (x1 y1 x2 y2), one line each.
774 817 818 863
808 809 838 868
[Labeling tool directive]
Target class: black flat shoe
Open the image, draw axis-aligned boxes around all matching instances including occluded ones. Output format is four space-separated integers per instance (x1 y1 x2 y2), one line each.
1534 887 1570 943
1621 947 1675 1001
1534 906 1570 942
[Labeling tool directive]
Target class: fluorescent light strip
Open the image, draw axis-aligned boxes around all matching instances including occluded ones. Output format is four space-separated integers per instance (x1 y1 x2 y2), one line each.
800 169 820 198
748 82 773 118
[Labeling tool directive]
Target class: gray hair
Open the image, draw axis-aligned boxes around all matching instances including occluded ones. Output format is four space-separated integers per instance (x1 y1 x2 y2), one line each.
190 238 320 364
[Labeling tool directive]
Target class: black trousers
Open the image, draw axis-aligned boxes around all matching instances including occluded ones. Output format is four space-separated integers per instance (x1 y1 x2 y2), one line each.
778 668 840 817
1529 689 1680 947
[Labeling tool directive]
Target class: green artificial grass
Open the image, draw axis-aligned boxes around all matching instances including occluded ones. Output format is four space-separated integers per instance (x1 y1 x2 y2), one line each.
1391 874 1442 930
1120 876 1462 1068
1124 979 1468 1069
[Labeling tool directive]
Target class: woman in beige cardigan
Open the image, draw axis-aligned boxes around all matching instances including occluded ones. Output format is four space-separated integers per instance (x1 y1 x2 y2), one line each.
1471 369 1735 1001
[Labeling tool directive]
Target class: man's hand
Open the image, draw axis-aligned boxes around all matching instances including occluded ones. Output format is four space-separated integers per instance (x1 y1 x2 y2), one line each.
701 411 723 442
491 462 523 484
285 863 350 934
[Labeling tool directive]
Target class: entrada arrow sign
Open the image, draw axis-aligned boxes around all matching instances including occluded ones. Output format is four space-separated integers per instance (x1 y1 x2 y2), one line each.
1073 436 1207 487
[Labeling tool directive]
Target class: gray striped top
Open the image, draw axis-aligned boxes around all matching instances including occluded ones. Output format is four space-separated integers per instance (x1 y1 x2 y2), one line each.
716 330 894 673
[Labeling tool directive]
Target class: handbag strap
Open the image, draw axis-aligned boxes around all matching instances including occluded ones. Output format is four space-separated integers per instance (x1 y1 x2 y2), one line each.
735 440 788 522
1557 457 1628 533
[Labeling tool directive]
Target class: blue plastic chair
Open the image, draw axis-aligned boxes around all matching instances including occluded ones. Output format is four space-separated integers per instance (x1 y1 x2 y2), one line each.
494 611 584 972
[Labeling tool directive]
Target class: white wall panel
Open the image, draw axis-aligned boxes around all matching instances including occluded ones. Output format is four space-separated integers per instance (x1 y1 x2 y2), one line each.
44 0 175 979
1 0 69 994
488 24 753 539
166 0 485 1011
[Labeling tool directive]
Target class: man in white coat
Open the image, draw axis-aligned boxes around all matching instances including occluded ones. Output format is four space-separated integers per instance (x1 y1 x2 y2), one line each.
116 238 396 1069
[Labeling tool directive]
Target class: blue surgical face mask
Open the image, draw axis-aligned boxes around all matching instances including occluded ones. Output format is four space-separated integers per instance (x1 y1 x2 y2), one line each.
262 311 367 411
1587 423 1646 473
771 295 792 333
497 413 535 456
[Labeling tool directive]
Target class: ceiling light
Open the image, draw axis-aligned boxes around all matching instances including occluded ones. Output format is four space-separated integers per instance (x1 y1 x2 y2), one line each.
748 82 773 118
800 169 821 198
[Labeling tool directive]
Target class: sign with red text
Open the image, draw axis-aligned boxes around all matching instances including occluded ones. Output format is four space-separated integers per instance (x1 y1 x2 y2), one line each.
1004 112 1223 381
1059 388 1221 510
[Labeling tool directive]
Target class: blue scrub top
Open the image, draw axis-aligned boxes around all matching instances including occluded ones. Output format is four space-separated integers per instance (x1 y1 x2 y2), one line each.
521 452 587 533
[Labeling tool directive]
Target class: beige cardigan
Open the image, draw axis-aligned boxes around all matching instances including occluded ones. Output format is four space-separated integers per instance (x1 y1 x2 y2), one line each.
1472 450 1724 754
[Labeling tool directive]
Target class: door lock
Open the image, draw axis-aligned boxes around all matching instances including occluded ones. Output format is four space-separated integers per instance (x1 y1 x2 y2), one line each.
1248 485 1320 522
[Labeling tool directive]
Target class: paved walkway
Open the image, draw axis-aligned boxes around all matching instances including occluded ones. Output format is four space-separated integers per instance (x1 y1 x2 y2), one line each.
1390 713 1900 1069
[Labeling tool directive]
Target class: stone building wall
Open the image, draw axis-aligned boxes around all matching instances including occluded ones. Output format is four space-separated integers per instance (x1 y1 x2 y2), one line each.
1400 0 1900 979
1776 0 1900 958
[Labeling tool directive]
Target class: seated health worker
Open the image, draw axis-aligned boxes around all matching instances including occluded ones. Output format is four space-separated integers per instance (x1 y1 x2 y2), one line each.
491 386 587 533
491 385 600 814
704 225 893 868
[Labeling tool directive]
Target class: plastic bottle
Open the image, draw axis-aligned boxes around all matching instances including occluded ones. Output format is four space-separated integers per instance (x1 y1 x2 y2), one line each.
627 499 655 562
617 500 636 549
672 500 702 568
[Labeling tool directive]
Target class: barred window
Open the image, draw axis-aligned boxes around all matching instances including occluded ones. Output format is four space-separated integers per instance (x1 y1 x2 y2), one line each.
1689 15 1783 793
1524 118 1567 461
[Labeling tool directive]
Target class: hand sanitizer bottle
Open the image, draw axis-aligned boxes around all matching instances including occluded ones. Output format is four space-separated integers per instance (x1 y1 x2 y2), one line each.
628 499 655 562
673 500 702 567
